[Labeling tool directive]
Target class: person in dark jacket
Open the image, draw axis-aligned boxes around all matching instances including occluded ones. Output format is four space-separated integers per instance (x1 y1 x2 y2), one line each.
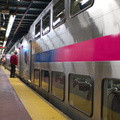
10 51 18 78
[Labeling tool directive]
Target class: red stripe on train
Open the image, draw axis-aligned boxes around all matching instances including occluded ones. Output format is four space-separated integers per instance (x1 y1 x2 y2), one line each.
55 34 120 61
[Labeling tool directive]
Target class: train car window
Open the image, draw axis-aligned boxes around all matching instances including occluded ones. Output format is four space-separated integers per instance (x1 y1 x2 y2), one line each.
51 71 65 100
34 69 40 86
68 74 93 116
53 0 65 28
102 79 120 120
70 0 94 17
35 21 41 39
42 11 50 35
41 70 50 92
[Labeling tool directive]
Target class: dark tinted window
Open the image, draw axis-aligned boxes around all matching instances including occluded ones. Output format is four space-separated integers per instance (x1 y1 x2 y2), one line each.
42 11 50 35
35 21 41 39
34 69 40 86
69 74 93 115
51 71 65 100
53 0 65 28
102 79 120 120
70 0 94 16
41 70 50 92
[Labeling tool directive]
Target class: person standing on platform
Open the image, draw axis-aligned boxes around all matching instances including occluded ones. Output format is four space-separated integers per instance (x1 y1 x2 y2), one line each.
10 51 18 78
2 55 6 68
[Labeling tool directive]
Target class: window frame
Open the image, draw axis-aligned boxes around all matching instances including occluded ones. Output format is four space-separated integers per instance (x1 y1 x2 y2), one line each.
70 0 94 18
34 69 40 87
102 78 120 120
52 0 66 29
42 10 51 36
51 71 65 101
41 69 50 92
35 20 41 39
68 73 93 116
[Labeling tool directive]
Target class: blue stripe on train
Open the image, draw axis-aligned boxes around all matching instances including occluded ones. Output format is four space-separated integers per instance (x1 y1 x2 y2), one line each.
33 50 55 62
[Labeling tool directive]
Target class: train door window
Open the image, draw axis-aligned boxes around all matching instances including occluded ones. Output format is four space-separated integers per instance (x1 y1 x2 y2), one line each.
35 21 41 39
51 71 65 100
42 11 50 35
70 0 94 17
34 69 40 86
69 74 93 116
53 0 65 28
41 70 50 92
102 78 120 120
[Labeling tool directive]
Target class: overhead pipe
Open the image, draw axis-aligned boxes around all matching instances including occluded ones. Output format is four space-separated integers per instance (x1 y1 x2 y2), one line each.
6 0 35 50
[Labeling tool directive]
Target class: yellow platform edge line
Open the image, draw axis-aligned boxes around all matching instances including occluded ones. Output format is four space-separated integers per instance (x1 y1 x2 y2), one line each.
2 67 71 120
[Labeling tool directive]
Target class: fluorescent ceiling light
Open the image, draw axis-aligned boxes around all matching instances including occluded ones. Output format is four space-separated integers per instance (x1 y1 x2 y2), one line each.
2 49 5 54
5 15 16 38
3 41 7 47
0 27 6 31
3 14 5 20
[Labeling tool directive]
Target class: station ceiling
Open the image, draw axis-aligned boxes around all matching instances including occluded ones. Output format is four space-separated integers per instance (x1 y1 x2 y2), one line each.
0 0 52 53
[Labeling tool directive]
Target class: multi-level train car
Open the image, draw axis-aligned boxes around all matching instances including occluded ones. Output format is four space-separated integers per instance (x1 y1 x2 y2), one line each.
5 0 120 120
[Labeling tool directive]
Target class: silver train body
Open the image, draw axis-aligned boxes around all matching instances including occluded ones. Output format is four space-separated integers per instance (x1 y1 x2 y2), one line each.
6 0 120 120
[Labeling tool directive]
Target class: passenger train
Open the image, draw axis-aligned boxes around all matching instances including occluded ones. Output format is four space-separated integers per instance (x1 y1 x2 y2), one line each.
5 0 120 120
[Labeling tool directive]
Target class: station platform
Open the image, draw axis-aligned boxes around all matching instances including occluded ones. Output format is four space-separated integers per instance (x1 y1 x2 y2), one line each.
0 66 71 120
